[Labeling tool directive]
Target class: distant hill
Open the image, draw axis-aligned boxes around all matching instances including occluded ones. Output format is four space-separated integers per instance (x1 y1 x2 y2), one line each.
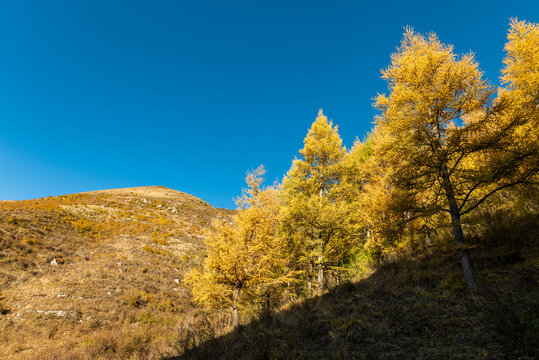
0 186 233 359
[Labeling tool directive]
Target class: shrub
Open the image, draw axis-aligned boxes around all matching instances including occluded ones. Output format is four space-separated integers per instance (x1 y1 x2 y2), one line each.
21 237 40 247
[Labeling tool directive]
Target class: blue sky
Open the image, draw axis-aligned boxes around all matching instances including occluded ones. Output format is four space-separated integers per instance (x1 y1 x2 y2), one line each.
0 0 537 208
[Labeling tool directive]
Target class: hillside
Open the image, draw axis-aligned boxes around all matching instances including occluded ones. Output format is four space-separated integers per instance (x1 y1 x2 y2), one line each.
175 244 539 360
0 186 233 359
1 186 537 360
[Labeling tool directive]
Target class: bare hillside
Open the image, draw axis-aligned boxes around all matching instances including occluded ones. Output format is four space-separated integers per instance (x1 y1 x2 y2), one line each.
0 186 233 359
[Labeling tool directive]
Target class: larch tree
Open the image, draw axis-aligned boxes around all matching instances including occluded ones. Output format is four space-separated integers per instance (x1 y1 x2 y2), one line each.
346 136 404 262
502 19 539 113
499 19 539 179
185 166 293 327
373 28 537 290
282 110 358 294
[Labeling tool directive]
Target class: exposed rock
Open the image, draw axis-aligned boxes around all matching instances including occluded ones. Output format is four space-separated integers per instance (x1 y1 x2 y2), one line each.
34 310 75 318
15 310 79 319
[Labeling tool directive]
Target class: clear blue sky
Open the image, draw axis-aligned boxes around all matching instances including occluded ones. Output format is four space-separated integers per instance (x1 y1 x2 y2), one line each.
0 1 537 208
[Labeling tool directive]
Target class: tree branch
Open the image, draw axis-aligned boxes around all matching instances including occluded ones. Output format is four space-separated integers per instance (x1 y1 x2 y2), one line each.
460 173 536 216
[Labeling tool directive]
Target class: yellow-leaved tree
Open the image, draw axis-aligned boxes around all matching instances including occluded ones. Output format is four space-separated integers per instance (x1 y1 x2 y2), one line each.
499 19 539 182
345 136 406 263
282 110 359 294
502 19 539 112
185 166 293 327
373 27 537 290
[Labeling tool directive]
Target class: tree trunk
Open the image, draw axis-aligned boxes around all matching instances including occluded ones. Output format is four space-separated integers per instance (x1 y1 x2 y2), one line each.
227 312 232 329
308 260 313 296
317 188 325 294
232 285 241 327
317 253 324 294
265 293 271 314
263 293 272 322
441 164 479 290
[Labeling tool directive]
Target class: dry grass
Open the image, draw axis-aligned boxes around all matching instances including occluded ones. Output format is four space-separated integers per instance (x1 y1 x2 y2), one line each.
173 246 538 360
172 204 539 360
0 186 233 359
2 185 536 359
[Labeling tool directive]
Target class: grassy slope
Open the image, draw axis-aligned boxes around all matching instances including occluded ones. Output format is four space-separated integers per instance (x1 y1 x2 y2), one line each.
176 245 538 360
0 186 233 359
1 186 536 359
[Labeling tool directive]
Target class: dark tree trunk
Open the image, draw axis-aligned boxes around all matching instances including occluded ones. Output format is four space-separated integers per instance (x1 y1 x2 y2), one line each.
308 259 313 296
265 293 270 314
317 253 324 294
263 293 272 323
441 164 479 290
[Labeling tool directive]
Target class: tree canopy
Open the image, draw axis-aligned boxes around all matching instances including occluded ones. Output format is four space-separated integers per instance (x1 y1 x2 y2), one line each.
186 20 538 321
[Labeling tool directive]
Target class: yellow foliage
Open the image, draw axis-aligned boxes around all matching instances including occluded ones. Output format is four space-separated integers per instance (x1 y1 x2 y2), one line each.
282 110 360 294
151 232 170 246
186 167 295 325
21 237 41 247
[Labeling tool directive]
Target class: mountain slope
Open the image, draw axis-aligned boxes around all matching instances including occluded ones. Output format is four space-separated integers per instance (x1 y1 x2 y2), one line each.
175 246 538 360
0 186 233 359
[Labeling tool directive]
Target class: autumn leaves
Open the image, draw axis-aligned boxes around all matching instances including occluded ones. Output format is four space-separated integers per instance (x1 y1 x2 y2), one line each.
187 19 538 323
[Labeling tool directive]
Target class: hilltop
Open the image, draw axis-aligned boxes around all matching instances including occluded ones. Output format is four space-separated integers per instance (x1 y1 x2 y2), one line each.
0 186 233 359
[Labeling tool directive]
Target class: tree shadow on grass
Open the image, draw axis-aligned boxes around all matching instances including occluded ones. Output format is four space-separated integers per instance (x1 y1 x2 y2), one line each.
168 249 538 360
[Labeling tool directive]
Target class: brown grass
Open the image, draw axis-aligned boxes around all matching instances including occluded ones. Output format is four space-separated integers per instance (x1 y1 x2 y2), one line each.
171 202 539 360
173 245 538 360
0 186 233 359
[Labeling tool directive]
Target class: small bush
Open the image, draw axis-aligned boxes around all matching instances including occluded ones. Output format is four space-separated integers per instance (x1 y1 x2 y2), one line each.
123 291 154 308
21 237 40 247
142 245 171 256
0 300 10 315
151 232 169 246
